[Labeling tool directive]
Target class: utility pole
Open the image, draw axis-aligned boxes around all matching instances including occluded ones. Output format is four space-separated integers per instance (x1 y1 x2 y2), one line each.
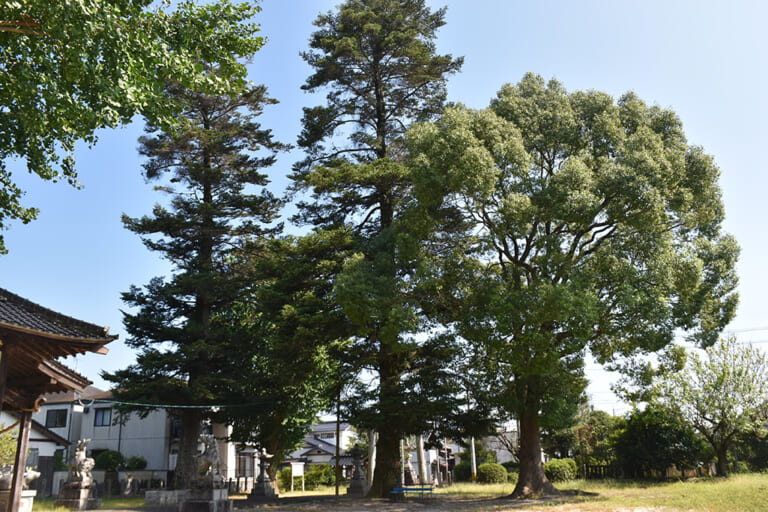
470 436 477 483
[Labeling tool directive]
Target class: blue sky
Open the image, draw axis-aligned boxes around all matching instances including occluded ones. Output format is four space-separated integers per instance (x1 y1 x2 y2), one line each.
2 0 767 414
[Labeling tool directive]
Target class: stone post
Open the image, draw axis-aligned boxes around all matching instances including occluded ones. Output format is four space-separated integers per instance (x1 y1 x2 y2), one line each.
247 449 277 503
346 444 368 497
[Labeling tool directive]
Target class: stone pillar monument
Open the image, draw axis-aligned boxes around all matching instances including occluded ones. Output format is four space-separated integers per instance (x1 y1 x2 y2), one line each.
346 444 368 497
247 449 277 503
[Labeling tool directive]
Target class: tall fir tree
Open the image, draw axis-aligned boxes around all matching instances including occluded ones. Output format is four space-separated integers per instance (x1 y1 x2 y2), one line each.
291 0 462 497
103 82 284 489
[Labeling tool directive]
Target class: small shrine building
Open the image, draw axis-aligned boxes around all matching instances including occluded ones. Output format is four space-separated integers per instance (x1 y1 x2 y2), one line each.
0 288 116 512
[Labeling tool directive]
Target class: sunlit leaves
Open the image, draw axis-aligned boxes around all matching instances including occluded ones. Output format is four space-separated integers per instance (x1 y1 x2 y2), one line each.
0 0 263 252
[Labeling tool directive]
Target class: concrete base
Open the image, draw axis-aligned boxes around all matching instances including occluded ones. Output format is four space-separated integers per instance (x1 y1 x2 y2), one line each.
146 489 189 506
180 486 231 512
346 479 368 497
0 489 36 512
54 486 100 510
246 479 278 503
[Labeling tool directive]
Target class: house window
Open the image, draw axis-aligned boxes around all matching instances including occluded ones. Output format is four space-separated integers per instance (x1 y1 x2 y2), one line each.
94 408 112 427
45 409 67 428
319 433 335 440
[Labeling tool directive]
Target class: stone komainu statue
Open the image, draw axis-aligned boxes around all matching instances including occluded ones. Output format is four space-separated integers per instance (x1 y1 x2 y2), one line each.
67 439 96 488
194 434 224 484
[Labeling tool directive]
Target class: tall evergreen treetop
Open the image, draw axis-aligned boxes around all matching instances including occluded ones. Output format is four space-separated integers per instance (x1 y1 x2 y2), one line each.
293 0 462 231
103 81 284 489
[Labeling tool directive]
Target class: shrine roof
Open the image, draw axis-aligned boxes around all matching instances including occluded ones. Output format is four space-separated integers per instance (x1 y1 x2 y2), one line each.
0 287 116 342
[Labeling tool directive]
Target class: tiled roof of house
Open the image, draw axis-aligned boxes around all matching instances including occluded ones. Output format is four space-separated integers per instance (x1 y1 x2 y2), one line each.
0 287 116 341
311 421 352 433
300 437 338 456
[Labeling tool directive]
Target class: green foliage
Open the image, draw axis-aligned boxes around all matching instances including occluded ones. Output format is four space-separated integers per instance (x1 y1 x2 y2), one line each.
305 464 336 489
408 73 738 494
736 432 768 472
0 425 16 467
543 406 623 467
543 458 578 482
614 406 704 478
507 470 519 485
123 456 148 471
0 0 263 253
455 439 498 481
292 0 465 497
653 337 768 477
278 464 337 491
277 467 292 491
476 463 507 484
94 451 124 472
216 232 354 471
453 460 471 481
102 79 284 488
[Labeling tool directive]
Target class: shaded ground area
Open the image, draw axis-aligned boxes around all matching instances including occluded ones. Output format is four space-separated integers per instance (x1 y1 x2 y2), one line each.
228 495 580 512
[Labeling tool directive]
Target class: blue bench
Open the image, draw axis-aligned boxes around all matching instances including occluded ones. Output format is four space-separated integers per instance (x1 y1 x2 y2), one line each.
389 485 434 500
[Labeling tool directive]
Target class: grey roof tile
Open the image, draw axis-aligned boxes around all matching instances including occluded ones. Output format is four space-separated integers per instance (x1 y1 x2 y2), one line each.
0 287 115 340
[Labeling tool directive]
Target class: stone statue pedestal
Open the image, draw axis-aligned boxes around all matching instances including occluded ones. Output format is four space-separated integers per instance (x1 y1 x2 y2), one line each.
0 490 36 512
54 486 100 510
246 449 278 503
180 434 232 512
180 484 231 512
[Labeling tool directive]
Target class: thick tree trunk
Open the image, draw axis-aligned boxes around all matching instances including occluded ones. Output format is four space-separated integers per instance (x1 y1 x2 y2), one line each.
511 410 557 497
174 408 203 489
368 423 401 497
715 445 729 477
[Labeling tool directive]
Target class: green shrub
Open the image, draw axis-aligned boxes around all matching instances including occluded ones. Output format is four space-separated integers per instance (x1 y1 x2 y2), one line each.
476 463 507 484
507 470 518 485
94 450 124 472
123 456 147 470
304 464 335 489
543 458 577 482
453 460 472 481
277 467 294 491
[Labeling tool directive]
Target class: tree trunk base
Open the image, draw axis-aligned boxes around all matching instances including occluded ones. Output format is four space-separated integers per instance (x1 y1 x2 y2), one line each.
508 480 559 499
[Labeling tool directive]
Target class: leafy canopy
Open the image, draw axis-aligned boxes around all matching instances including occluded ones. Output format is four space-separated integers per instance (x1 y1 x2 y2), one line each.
0 0 263 252
407 73 739 495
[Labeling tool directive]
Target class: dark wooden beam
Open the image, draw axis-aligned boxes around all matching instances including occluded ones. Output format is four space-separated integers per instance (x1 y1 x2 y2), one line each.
0 347 7 414
8 410 32 512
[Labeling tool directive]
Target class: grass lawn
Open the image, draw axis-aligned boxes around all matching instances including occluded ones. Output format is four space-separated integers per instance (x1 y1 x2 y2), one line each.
437 473 768 512
31 474 768 512
32 497 146 511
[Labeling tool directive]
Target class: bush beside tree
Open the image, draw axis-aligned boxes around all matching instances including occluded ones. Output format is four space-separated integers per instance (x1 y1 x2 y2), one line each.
543 458 577 482
476 463 507 484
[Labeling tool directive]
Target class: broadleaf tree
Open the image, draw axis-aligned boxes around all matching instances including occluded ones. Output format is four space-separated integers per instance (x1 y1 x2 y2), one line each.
102 81 284 489
291 0 463 497
0 0 262 253
654 337 768 477
407 73 739 496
